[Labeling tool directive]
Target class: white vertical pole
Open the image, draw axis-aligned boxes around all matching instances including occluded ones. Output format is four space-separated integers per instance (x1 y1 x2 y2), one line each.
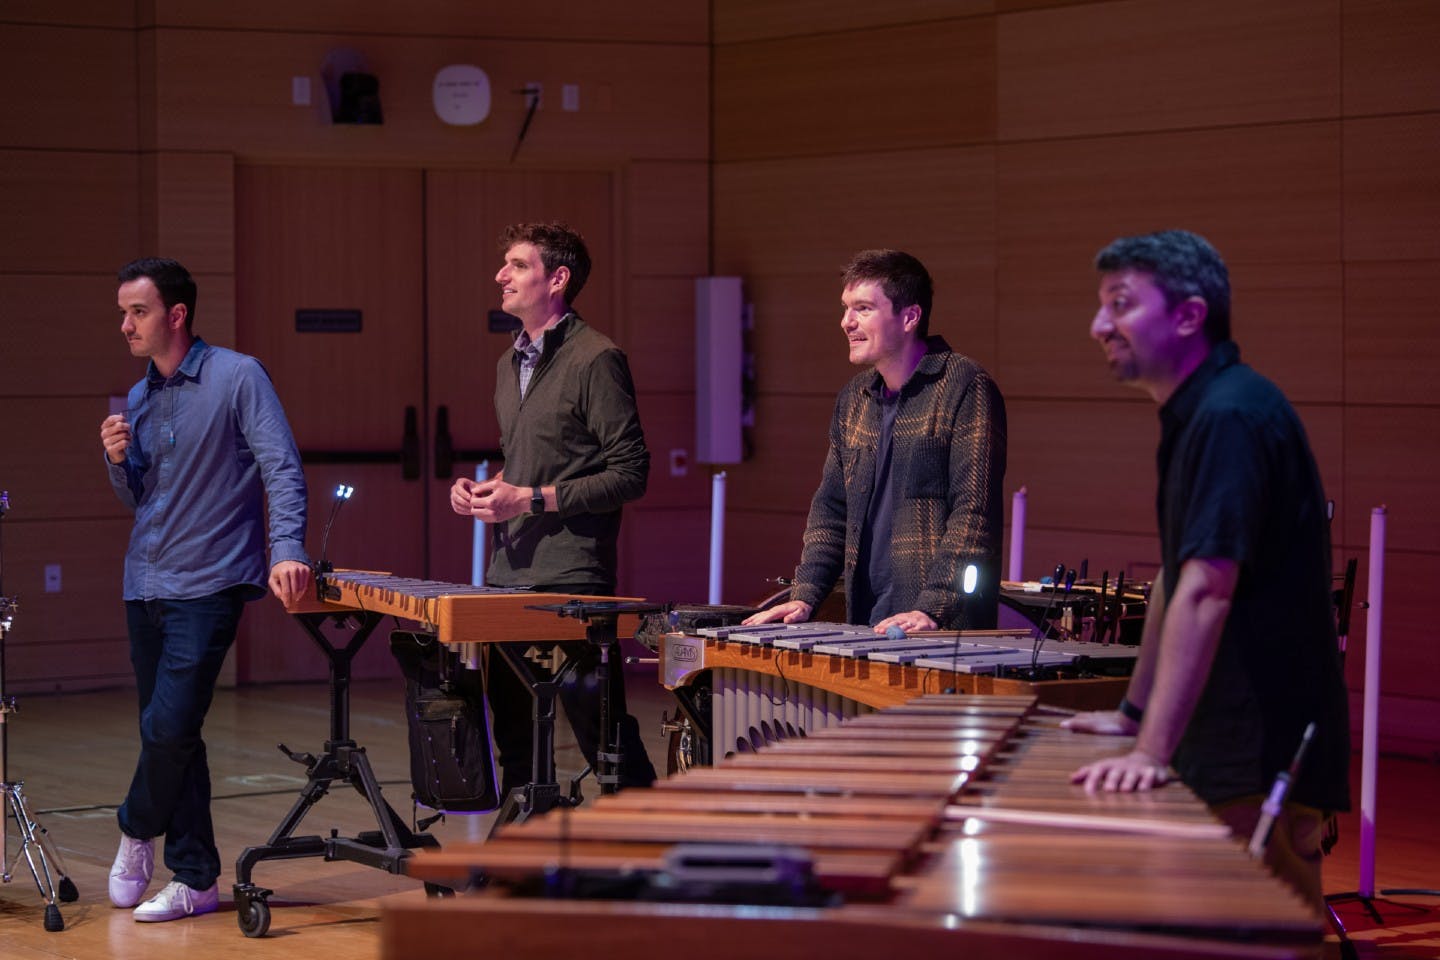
1008 485 1027 582
1358 505 1386 899
709 471 727 604
470 461 489 587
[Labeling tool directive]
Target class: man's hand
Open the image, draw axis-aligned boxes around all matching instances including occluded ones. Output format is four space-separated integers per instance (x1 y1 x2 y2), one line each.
1070 749 1172 793
742 600 813 626
451 471 530 524
1061 709 1139 736
101 413 131 465
873 610 937 635
269 560 313 607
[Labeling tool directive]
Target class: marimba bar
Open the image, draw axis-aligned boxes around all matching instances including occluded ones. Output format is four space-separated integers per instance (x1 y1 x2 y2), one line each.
385 694 1323 960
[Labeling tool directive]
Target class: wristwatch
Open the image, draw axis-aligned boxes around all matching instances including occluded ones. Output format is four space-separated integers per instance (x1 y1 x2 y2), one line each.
530 487 545 515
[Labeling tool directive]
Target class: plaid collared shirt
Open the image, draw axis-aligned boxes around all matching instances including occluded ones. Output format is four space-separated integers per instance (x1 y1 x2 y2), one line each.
789 336 1007 629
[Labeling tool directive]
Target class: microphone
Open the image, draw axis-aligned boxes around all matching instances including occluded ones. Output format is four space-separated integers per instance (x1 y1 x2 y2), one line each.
1029 562 1067 674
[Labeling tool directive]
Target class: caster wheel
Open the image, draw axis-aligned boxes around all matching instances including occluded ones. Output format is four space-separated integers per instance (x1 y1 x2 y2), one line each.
424 882 455 898
43 903 64 932
58 877 79 903
238 897 271 938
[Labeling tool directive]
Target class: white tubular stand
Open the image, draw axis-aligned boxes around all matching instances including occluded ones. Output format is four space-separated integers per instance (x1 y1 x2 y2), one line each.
708 471 727 605
1008 486 1027 582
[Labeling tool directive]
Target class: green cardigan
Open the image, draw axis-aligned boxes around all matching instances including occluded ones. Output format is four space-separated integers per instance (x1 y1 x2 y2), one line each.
487 314 649 590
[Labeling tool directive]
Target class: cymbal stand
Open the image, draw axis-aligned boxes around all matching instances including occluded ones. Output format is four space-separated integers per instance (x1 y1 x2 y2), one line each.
0 491 78 931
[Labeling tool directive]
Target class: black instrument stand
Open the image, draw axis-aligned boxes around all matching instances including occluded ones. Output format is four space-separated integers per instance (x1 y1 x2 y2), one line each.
491 601 661 828
0 493 78 932
232 610 439 938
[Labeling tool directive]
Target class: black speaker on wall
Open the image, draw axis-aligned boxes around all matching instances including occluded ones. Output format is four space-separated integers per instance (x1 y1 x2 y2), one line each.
334 71 383 125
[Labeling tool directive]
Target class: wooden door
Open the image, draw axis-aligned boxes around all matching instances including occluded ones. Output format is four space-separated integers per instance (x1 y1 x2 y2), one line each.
234 164 427 682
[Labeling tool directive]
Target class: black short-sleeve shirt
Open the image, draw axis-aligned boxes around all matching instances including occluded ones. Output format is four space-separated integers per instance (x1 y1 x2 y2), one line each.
1157 341 1349 810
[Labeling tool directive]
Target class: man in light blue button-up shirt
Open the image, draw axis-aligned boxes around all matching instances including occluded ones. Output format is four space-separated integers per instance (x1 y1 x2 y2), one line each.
98 258 311 922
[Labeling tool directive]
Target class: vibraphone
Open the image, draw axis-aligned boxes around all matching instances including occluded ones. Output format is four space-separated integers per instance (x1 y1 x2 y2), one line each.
234 572 642 937
387 695 1322 960
660 621 1137 761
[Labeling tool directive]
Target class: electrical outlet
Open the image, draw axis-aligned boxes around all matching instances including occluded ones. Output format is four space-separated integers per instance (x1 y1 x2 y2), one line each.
562 84 580 111
292 76 311 106
524 82 543 109
669 449 689 477
44 563 61 593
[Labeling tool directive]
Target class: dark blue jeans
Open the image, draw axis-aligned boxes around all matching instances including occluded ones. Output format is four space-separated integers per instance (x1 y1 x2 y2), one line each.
119 589 245 890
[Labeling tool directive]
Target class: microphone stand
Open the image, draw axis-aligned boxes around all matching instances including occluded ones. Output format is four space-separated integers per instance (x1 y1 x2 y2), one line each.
0 491 78 931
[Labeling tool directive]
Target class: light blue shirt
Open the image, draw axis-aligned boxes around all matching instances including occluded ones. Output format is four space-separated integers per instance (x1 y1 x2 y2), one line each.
107 338 308 601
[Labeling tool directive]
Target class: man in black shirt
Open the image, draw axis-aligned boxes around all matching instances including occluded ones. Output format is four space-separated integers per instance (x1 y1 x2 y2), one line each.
1064 230 1349 909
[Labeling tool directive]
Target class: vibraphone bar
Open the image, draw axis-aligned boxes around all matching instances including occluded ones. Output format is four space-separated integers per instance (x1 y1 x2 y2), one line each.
386 694 1323 960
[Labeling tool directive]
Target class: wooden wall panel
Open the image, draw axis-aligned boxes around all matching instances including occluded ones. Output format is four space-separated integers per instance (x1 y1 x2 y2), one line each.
140 152 235 273
1343 261 1440 406
721 509 812 607
0 24 137 150
0 150 139 272
715 148 997 280
0 274 139 398
714 20 995 162
1342 0 1440 115
998 0 1340 141
634 391 710 510
624 276 698 395
997 123 1343 269
145 0 708 43
1 398 133 522
619 507 711 603
1343 115 1440 262
996 260 1345 403
1344 407 1440 555
721 393 833 516
2 518 131 693
0 3 134 26
1006 398 1157 537
146 29 707 164
626 161 709 278
714 0 992 44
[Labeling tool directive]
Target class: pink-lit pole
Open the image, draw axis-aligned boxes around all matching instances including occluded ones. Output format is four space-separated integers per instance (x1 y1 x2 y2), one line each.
1358 506 1385 899
1008 486 1027 582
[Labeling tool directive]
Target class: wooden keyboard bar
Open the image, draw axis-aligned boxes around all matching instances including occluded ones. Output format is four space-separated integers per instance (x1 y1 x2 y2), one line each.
384 693 1324 960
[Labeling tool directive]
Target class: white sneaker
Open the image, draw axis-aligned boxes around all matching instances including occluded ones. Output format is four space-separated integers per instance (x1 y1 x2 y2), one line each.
108 834 154 908
132 881 219 922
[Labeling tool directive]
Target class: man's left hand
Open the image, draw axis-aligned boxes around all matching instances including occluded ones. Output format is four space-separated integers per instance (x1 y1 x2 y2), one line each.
269 560 313 607
1070 749 1172 794
873 610 937 635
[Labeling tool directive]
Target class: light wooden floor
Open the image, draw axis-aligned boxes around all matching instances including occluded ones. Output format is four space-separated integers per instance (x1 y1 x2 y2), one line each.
1 674 1436 959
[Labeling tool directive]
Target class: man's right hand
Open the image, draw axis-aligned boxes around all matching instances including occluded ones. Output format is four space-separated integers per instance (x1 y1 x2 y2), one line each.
742 599 813 626
1060 709 1139 736
450 469 504 516
101 413 131 464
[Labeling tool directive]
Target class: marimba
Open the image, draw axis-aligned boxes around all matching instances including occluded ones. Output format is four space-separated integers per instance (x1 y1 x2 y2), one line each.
660 620 1137 762
386 695 1322 960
